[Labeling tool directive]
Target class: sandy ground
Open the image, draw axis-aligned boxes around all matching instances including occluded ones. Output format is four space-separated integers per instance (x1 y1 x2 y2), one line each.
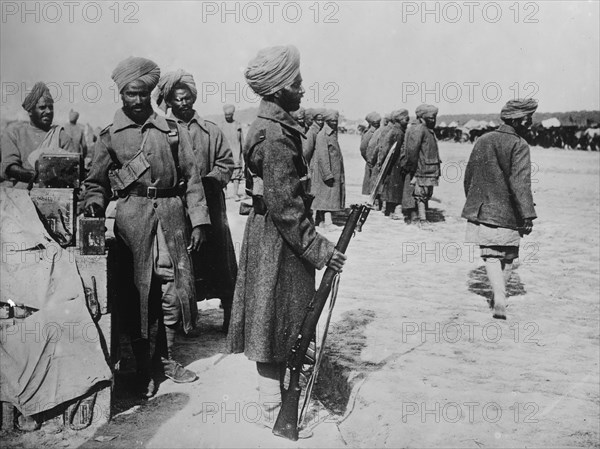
3 135 599 448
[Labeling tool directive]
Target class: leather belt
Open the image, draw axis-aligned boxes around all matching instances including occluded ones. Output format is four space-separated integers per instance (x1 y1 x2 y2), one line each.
117 185 182 199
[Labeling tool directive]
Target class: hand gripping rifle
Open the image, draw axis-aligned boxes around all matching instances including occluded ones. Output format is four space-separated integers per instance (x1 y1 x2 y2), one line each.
272 141 398 440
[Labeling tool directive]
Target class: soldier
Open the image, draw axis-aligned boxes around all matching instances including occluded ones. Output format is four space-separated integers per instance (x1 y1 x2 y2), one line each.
360 111 381 196
311 109 346 228
401 104 441 228
1 82 74 188
463 99 538 320
228 45 346 431
294 106 306 129
219 104 245 200
377 109 410 217
304 108 315 132
302 107 324 164
83 56 210 397
64 109 88 159
157 69 237 332
366 112 391 210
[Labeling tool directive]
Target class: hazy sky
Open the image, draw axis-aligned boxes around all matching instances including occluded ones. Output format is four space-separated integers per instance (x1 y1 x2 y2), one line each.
1 0 598 125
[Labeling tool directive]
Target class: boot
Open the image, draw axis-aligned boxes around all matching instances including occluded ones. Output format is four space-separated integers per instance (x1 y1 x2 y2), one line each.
221 300 232 333
131 338 157 398
162 325 198 383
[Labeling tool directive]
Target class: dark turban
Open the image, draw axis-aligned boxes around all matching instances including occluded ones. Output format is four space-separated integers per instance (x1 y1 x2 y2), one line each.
416 104 439 118
245 45 301 97
500 98 538 120
223 104 235 114
324 109 339 121
22 82 53 112
391 109 409 121
156 69 197 111
365 111 381 123
112 56 160 93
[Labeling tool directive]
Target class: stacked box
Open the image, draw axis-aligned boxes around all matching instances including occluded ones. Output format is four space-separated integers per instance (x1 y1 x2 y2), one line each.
37 153 82 188
29 188 76 247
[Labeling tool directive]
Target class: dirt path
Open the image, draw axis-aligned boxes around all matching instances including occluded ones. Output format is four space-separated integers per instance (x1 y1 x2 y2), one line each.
3 137 599 448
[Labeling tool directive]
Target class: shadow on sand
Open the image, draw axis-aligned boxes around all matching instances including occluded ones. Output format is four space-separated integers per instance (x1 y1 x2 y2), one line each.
467 264 526 304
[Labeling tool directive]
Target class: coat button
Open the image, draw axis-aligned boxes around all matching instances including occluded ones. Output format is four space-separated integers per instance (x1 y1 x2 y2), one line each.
151 178 156 183
153 203 158 208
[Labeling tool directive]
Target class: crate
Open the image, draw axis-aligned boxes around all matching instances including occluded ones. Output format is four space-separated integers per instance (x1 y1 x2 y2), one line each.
29 188 76 247
37 153 82 188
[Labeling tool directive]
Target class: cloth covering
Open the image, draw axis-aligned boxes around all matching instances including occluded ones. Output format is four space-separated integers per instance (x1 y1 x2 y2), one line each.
0 188 112 416
500 98 538 120
223 104 235 114
22 82 53 112
365 111 381 123
156 69 198 111
415 104 438 118
111 56 160 92
244 45 301 97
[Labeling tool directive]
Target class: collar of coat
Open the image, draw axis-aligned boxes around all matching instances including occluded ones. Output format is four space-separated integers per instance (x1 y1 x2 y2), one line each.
496 123 521 137
112 108 170 133
323 123 337 136
257 99 306 138
169 110 209 133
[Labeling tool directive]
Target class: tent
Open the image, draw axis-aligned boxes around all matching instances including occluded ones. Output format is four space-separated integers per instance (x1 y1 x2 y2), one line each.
541 117 561 128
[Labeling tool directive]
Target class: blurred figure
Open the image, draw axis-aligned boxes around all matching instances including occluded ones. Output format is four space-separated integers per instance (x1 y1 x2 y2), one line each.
64 109 88 160
302 108 325 164
219 104 245 200
360 111 381 196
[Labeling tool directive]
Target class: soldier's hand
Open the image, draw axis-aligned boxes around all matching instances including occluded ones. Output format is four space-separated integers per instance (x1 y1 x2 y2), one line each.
327 249 347 272
84 203 104 218
520 218 533 235
188 225 207 252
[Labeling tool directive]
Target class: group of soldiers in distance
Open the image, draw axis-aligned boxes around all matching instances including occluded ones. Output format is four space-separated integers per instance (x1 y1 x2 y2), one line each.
290 105 442 229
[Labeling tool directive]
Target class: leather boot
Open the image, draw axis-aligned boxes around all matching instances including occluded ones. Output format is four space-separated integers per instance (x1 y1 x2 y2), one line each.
161 325 198 383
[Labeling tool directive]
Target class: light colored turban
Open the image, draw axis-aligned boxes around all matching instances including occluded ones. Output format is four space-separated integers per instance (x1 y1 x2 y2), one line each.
415 104 439 118
156 69 197 111
500 98 538 120
244 45 301 97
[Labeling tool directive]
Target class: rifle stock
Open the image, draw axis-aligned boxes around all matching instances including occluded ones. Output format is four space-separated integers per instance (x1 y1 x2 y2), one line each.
272 140 400 441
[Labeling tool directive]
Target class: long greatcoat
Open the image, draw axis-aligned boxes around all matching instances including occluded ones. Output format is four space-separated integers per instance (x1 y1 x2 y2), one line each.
379 123 407 203
228 100 335 363
174 112 238 303
360 126 376 195
311 123 346 211
84 109 210 338
302 121 321 164
367 123 390 191
462 123 537 229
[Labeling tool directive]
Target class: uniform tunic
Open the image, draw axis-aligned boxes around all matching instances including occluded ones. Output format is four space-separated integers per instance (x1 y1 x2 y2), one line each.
462 124 537 230
228 100 335 363
174 112 238 302
311 123 346 211
302 121 321 164
360 126 376 195
63 122 88 158
1 122 75 187
366 124 389 191
83 109 210 337
378 123 406 204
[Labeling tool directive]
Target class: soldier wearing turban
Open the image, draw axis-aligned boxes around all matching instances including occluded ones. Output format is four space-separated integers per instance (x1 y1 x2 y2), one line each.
303 107 325 164
463 99 538 320
360 111 382 195
84 57 211 396
400 104 441 228
158 69 237 332
377 109 410 217
64 109 88 161
1 82 75 187
217 104 245 200
311 109 345 227
228 45 345 432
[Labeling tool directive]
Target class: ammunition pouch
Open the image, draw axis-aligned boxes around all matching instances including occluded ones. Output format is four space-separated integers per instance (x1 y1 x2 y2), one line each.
252 196 267 215
108 150 150 191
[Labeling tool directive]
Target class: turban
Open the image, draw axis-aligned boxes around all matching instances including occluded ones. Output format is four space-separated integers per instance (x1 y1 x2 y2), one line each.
69 109 79 122
313 108 326 118
305 108 315 121
245 45 301 97
500 98 538 120
296 107 305 119
324 109 339 121
391 109 409 121
223 104 235 114
365 111 381 123
156 69 197 111
22 82 53 112
415 104 439 118
112 56 160 93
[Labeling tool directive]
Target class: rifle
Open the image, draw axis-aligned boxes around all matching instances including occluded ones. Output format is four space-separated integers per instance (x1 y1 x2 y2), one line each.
273 141 398 440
